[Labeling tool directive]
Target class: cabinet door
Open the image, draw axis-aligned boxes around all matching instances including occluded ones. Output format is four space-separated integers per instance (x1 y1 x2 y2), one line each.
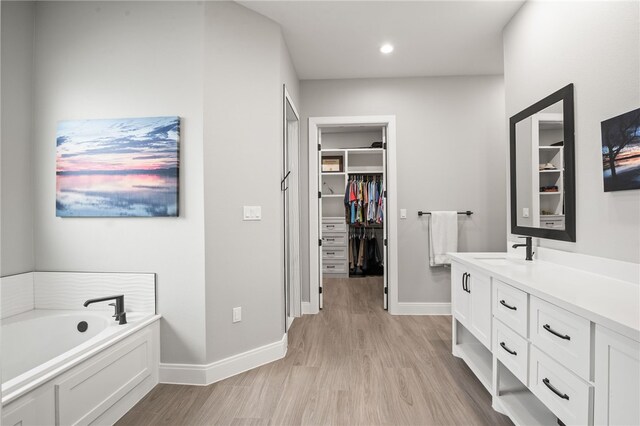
594 325 640 426
451 263 470 327
469 270 492 350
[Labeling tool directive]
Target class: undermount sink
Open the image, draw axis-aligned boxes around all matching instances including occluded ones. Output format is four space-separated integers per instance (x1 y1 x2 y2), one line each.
473 257 528 266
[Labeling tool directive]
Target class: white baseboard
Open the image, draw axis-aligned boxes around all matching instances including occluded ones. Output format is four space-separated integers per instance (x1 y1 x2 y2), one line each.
159 333 288 386
302 301 316 315
395 302 451 315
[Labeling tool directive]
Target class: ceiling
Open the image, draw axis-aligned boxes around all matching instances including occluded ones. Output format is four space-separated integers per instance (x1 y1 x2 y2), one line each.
239 1 524 80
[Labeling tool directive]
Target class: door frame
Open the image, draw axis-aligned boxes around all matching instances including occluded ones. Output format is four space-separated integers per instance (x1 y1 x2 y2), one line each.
307 115 398 314
283 85 301 331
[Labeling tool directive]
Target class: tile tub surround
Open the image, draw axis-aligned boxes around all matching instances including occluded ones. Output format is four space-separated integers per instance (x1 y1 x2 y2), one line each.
0 271 156 319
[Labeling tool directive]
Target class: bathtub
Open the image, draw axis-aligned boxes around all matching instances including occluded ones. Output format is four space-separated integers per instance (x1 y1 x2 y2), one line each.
2 309 160 425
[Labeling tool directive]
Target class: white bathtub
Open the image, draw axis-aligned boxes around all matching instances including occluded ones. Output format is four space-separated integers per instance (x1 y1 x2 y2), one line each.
2 309 160 424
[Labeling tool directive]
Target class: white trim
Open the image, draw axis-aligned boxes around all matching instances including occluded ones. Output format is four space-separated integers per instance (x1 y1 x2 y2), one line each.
159 334 288 386
308 115 399 315
395 302 451 315
301 301 315 315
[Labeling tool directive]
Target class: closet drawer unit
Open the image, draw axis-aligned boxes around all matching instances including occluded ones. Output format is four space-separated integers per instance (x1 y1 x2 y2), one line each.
322 247 347 260
540 216 565 229
322 260 348 275
530 296 591 380
493 280 528 337
322 222 347 233
322 233 347 247
529 346 592 426
494 319 529 385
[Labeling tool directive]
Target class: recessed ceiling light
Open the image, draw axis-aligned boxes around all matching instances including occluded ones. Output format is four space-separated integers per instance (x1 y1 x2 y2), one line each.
380 44 394 54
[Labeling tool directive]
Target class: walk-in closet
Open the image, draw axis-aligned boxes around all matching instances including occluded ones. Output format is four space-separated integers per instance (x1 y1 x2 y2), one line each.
318 125 388 309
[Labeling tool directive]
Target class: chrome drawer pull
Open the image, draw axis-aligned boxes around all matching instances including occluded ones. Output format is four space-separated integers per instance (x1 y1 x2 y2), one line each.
500 300 517 311
543 324 571 340
543 378 570 400
326 265 335 269
325 238 335 241
326 225 335 228
500 342 517 356
326 252 335 255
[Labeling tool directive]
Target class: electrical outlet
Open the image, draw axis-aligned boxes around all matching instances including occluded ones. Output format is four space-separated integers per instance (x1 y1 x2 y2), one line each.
232 307 242 323
522 208 529 218
400 209 407 219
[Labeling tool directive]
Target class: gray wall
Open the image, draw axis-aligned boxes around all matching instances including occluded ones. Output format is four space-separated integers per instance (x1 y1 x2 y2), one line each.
504 0 640 263
31 1 208 365
1 1 35 276
300 76 507 303
203 1 299 362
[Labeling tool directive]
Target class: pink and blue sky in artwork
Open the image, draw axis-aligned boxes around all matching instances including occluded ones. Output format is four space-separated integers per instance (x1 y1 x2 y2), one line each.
56 116 179 217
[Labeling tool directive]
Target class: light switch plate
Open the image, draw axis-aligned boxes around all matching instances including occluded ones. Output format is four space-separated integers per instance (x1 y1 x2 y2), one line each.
400 209 407 219
233 307 242 323
243 206 262 221
522 208 529 218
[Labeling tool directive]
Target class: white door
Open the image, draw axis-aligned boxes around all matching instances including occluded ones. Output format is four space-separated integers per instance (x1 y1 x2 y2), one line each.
468 270 492 350
283 86 301 328
317 128 324 309
382 126 388 310
451 263 469 327
595 325 640 426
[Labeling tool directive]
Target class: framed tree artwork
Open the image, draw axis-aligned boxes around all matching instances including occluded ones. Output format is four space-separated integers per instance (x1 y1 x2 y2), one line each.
601 108 640 192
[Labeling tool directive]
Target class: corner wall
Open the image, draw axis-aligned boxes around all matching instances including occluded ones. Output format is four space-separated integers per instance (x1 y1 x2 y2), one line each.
203 1 298 363
504 1 640 263
300 76 507 304
1 1 35 276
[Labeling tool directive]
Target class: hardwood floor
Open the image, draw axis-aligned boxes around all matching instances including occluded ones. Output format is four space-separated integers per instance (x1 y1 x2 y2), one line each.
117 277 512 425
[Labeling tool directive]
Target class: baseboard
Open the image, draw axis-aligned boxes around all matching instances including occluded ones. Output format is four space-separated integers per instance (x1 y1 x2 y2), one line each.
159 333 288 386
302 301 316 315
395 302 451 315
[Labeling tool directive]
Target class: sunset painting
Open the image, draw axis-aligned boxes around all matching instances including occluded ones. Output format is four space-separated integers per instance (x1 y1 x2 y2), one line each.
601 108 640 192
56 116 179 217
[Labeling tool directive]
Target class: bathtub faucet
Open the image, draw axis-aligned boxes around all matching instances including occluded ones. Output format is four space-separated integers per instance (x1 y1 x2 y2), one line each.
83 295 127 325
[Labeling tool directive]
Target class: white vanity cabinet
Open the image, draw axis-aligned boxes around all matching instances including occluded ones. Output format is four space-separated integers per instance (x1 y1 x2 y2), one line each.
449 252 640 426
594 325 640 426
451 262 492 350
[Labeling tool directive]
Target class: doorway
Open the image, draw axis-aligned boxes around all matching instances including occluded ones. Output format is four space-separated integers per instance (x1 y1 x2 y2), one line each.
283 86 301 331
308 116 398 314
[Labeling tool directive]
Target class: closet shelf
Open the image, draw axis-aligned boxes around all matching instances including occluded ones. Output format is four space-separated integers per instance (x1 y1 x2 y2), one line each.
321 171 346 176
539 191 562 195
348 169 384 174
539 169 563 173
322 194 344 198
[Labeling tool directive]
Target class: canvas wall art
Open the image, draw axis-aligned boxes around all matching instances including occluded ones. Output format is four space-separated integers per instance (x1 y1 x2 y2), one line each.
56 116 180 217
601 108 640 192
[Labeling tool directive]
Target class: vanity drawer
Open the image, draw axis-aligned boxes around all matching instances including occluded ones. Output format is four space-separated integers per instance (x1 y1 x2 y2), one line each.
322 260 348 274
322 222 347 233
494 318 529 385
493 280 528 337
530 296 591 380
322 233 347 247
529 346 592 426
323 247 347 260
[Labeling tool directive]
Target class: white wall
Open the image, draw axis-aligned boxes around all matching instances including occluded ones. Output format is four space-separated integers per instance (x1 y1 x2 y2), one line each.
1 1 35 276
504 1 640 263
203 1 298 362
31 1 208 365
301 76 506 303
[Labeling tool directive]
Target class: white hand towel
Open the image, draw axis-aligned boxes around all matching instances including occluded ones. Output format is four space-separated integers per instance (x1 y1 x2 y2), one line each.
429 211 458 267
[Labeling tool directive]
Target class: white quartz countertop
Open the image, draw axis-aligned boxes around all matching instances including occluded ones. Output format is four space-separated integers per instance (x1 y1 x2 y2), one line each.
449 252 640 342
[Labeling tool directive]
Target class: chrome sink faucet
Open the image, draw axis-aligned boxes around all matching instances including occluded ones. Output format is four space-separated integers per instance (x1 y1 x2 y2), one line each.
83 294 127 325
512 236 534 261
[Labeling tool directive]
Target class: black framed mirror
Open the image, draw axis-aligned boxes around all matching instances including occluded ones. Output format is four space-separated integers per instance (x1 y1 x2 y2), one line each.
510 83 576 242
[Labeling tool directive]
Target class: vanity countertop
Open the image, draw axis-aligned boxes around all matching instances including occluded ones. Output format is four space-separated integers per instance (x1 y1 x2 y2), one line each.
449 252 640 342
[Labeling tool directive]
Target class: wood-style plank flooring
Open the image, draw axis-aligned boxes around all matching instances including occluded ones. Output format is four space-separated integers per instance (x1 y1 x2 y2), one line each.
117 277 512 425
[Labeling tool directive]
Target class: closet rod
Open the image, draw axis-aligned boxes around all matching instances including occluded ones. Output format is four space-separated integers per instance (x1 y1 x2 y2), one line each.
417 210 473 217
